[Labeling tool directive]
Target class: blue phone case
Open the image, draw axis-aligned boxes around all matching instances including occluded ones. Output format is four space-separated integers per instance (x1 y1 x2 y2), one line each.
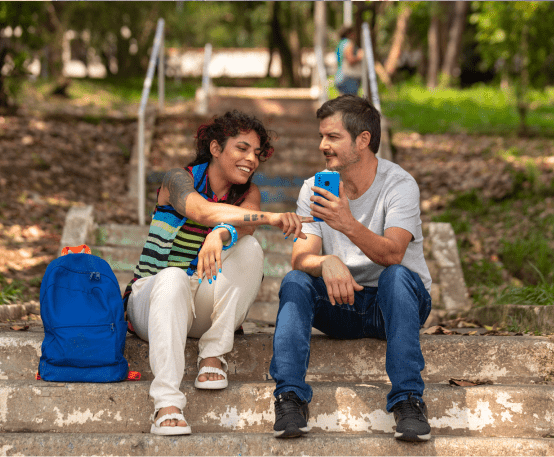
313 171 340 222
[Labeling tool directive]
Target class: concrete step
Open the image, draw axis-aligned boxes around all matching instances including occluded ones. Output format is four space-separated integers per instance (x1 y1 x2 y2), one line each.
2 433 554 456
1 380 553 437
3 330 553 385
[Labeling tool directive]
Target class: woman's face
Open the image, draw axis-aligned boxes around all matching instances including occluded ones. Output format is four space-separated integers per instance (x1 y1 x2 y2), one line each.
210 130 261 185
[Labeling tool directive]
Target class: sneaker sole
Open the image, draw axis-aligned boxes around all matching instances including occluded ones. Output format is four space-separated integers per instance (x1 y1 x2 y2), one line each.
394 431 431 442
274 426 309 439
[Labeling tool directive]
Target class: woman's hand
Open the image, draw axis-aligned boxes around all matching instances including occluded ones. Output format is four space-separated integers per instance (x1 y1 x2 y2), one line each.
268 213 314 241
196 228 226 284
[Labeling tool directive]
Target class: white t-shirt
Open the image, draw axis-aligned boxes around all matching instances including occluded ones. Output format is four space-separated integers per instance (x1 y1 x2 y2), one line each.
297 157 432 293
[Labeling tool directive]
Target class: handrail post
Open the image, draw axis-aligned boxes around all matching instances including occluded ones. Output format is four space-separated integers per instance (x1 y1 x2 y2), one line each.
158 24 165 112
314 44 328 105
138 110 145 227
202 43 212 95
361 22 381 112
137 18 165 225
196 43 212 115
361 22 385 159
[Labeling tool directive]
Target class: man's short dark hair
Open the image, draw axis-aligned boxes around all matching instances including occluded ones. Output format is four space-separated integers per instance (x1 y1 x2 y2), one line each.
316 95 381 154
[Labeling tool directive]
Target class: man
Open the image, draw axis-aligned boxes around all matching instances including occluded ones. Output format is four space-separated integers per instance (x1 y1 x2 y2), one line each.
269 95 433 442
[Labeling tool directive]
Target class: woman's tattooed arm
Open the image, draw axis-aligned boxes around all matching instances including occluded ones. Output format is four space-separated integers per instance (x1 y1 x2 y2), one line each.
161 168 196 216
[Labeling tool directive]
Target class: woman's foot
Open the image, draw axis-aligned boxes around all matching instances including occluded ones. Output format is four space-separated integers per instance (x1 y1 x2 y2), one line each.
156 406 188 428
194 357 228 389
196 357 225 383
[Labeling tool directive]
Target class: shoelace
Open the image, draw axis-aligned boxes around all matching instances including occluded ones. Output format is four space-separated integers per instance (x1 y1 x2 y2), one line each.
274 394 303 419
395 394 427 420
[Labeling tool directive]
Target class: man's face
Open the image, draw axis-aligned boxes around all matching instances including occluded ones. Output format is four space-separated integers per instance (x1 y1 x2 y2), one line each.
318 113 361 172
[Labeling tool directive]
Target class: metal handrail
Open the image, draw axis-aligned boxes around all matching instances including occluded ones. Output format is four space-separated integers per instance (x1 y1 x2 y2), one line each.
137 18 165 226
196 43 212 115
361 22 381 112
314 44 328 105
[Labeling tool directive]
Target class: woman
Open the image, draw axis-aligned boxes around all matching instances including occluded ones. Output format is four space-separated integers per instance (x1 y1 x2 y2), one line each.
335 25 364 95
123 110 312 436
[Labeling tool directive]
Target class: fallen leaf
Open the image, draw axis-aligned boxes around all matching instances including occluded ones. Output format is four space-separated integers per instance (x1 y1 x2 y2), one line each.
10 325 29 331
421 325 459 335
458 321 479 328
449 379 478 386
449 378 493 386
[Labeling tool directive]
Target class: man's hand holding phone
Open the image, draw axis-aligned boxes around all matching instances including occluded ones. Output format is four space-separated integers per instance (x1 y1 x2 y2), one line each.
310 179 356 234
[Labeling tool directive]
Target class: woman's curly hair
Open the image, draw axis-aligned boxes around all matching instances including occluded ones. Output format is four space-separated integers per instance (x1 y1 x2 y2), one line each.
189 110 275 205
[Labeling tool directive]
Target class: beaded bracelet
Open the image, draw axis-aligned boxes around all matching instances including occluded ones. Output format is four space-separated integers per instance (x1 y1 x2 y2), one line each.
213 223 238 250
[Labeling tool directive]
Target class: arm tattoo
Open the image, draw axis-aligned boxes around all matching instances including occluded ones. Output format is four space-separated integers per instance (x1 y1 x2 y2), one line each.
163 168 195 216
244 214 260 222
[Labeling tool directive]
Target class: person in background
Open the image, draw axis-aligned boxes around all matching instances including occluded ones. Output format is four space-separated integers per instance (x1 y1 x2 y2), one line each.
335 25 364 95
123 110 313 436
270 95 433 442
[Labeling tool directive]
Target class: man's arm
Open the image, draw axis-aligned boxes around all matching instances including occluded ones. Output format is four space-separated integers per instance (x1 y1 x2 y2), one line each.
344 223 413 266
292 234 363 306
310 182 413 266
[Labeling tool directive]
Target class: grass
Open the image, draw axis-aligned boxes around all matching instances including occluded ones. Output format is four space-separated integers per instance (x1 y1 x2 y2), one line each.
432 167 554 308
328 77 554 136
16 75 286 111
17 76 199 110
0 274 25 305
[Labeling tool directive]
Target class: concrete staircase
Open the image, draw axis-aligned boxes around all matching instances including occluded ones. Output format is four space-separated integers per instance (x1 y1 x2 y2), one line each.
2 95 554 455
2 312 554 454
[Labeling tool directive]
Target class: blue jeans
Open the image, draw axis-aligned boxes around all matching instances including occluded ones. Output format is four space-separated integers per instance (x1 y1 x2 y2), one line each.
335 75 360 95
270 265 432 412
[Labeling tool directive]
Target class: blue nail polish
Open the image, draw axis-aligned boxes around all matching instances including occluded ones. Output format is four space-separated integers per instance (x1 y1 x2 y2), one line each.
219 268 222 273
209 279 212 284
198 279 202 284
213 276 217 281
294 238 297 242
284 236 288 239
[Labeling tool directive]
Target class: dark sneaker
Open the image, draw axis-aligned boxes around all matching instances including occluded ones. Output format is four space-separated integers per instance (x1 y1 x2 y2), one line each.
391 394 431 442
273 391 309 438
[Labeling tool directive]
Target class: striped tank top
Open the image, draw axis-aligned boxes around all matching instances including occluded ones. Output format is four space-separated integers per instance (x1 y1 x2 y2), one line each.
122 162 248 310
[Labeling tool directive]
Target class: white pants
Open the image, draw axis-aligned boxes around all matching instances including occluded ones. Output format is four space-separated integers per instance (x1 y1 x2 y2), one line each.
127 235 264 412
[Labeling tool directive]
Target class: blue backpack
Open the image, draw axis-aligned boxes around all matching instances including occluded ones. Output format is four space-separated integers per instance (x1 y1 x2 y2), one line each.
39 245 128 382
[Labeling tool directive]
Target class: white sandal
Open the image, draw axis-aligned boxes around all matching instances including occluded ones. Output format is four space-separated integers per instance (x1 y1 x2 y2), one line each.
150 408 191 435
194 366 228 390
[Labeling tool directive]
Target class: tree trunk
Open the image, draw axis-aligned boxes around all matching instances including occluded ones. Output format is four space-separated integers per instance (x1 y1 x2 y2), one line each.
45 2 69 97
0 43 10 108
427 10 440 88
440 0 469 87
269 1 295 87
383 5 412 77
288 3 302 87
517 23 530 136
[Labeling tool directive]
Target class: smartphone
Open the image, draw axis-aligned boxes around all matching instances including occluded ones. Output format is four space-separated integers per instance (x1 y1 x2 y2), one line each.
313 171 340 222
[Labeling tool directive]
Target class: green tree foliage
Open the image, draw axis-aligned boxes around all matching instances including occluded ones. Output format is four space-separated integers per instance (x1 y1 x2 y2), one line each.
470 1 554 133
0 1 48 107
471 1 554 87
